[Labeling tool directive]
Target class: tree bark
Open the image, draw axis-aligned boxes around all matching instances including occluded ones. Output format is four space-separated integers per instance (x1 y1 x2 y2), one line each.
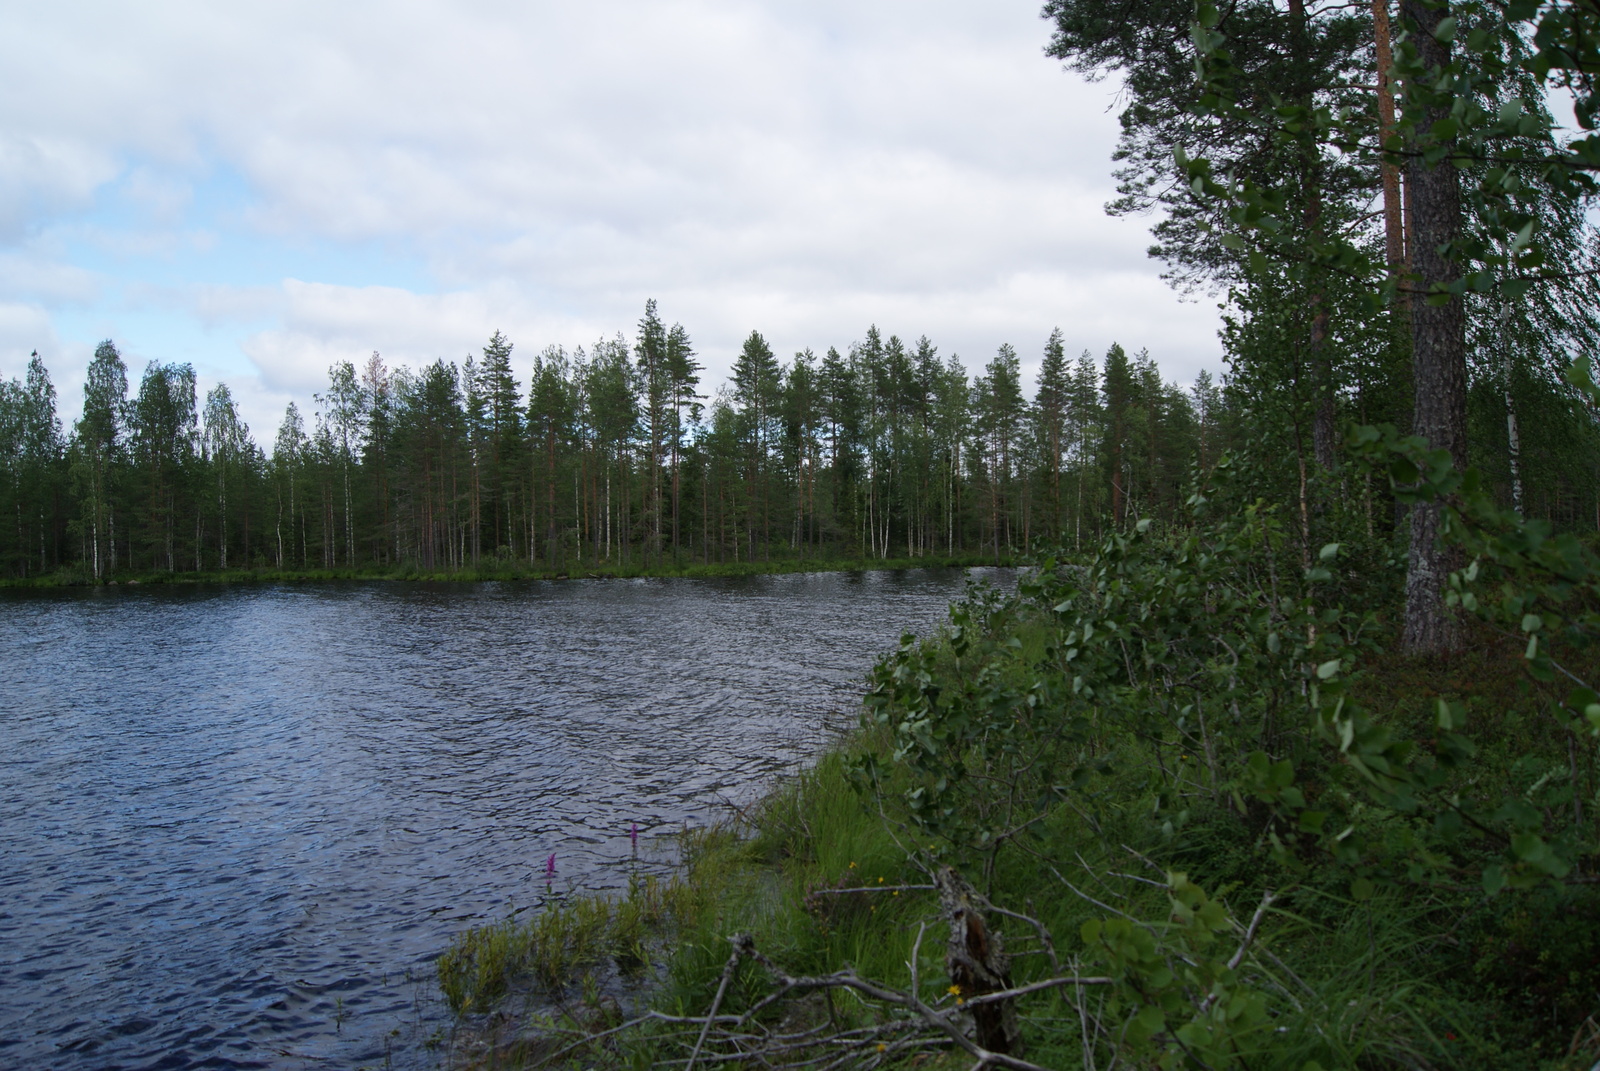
935 867 1023 1057
1501 301 1524 515
1287 0 1338 474
1373 0 1407 288
1310 279 1337 472
1401 0 1468 654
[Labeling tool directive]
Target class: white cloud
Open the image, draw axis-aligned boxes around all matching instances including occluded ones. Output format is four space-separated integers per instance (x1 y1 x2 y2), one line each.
0 303 59 362
0 0 1222 434
0 245 101 306
0 303 70 405
0 135 117 243
241 280 586 387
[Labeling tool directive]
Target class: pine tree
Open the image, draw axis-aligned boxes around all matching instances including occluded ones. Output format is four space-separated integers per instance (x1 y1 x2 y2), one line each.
528 348 575 566
1398 0 1468 653
1035 328 1071 539
783 350 821 553
820 345 860 549
75 341 128 578
635 301 670 560
1101 343 1135 529
665 322 700 559
130 362 197 571
478 331 523 556
973 344 1024 561
733 330 781 559
360 353 393 564
1069 351 1102 549
583 336 638 563
18 354 63 574
320 361 365 567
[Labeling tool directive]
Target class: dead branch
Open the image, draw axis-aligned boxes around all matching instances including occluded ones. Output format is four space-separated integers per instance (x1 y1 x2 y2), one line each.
803 884 935 895
685 934 750 1071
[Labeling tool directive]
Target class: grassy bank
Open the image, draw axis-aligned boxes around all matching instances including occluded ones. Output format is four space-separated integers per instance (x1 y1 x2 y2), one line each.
433 471 1600 1068
0 554 1016 590
438 659 1600 1070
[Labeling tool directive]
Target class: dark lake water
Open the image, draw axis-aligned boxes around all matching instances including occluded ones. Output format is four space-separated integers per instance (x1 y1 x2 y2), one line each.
0 569 1009 1070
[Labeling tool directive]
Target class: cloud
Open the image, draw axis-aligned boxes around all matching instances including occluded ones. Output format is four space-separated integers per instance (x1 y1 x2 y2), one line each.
240 280 593 393
0 0 1223 432
0 303 70 402
0 134 117 243
0 245 101 306
0 303 58 359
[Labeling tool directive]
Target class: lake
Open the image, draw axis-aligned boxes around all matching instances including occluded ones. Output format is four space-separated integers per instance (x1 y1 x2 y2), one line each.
0 569 1010 1070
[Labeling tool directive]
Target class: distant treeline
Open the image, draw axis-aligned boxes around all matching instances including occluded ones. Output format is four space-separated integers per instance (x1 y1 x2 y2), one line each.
0 292 1594 581
0 302 1219 579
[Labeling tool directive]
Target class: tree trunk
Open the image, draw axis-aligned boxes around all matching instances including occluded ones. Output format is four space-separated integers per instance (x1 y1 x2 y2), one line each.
1288 0 1338 474
1310 290 1337 472
1400 0 1468 654
1373 0 1407 289
1502 301 1524 515
934 867 1023 1057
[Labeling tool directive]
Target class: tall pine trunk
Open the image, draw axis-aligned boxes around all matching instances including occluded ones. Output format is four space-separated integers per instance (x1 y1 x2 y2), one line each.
1401 0 1468 654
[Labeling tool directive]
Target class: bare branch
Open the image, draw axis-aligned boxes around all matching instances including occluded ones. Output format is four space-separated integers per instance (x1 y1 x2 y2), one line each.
685 935 749 1071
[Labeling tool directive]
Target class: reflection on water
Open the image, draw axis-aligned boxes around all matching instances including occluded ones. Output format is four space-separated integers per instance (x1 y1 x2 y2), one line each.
0 569 1011 1070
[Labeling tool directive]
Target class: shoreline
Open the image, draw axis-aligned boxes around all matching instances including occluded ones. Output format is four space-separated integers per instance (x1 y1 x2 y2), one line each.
0 554 1020 590
426 540 1599 1069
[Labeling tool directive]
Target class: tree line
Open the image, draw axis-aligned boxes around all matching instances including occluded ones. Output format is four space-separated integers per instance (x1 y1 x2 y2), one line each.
6 0 1600 603
3 258 1596 584
0 304 1221 579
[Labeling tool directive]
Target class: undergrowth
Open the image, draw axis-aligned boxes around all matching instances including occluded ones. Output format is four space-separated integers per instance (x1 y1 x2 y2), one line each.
434 425 1600 1069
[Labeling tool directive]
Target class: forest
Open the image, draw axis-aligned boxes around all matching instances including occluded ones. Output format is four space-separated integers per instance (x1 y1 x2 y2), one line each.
1 312 1226 580
5 9 1600 593
1 259 1597 585
5 3 1600 590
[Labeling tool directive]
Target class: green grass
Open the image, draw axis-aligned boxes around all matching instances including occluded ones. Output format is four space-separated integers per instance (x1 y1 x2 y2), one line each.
437 869 710 1017
656 745 1529 1069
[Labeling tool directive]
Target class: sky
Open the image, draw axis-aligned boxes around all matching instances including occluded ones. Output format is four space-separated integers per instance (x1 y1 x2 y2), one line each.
0 0 1225 441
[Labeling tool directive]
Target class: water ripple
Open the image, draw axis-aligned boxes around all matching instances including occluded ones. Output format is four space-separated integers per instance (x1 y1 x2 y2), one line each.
0 569 1009 1069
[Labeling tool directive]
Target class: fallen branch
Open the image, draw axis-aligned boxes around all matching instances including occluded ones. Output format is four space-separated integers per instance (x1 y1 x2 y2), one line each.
804 884 935 895
685 935 750 1071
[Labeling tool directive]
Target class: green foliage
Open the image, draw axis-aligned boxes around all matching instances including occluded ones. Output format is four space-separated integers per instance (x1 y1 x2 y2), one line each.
7 314 1232 581
415 5 1600 1064
430 413 1600 1063
829 408 1600 1065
